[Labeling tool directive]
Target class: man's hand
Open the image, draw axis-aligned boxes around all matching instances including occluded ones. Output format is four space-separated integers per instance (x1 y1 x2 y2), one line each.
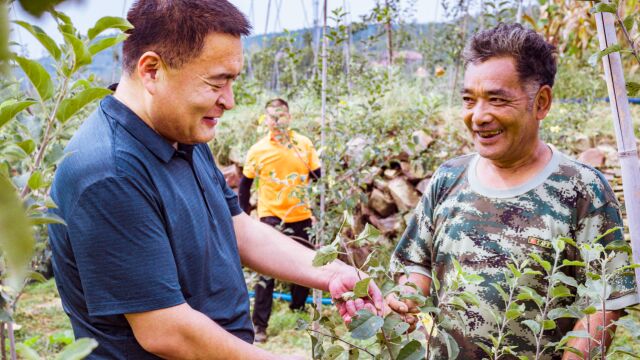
385 273 432 332
328 269 383 323
385 286 420 332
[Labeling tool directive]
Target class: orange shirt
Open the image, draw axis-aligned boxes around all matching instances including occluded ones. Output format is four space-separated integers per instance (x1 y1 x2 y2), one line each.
243 131 321 222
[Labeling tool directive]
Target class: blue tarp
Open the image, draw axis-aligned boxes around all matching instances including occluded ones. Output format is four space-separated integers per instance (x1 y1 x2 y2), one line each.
558 97 640 105
248 290 333 305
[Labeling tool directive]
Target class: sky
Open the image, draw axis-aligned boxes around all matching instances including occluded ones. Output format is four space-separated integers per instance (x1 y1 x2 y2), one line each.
9 0 441 58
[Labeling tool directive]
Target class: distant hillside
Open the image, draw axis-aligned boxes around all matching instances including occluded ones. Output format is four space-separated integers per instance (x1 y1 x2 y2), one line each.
23 22 437 85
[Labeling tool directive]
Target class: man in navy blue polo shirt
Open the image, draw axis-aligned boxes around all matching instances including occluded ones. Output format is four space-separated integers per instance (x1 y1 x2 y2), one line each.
48 1 382 359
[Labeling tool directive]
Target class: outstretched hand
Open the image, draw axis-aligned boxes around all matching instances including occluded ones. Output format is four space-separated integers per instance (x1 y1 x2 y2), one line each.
327 269 383 324
385 290 420 332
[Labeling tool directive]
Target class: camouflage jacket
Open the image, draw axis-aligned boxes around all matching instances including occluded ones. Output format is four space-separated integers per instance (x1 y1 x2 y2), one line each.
391 147 638 360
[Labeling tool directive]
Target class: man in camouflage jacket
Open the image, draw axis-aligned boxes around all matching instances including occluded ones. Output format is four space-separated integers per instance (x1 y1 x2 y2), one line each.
387 23 639 360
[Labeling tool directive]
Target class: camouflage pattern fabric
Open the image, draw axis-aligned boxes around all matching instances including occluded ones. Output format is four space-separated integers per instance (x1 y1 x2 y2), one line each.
391 147 638 360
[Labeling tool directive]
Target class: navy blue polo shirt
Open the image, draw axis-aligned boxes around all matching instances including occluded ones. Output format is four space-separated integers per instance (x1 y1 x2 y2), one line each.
48 96 253 359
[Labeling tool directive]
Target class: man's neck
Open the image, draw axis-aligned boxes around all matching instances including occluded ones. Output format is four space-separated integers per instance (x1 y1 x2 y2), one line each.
113 77 178 149
476 141 553 190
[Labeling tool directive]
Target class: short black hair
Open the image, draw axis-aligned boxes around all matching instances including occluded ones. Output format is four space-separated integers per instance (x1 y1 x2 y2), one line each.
265 98 289 110
123 0 251 74
462 23 558 87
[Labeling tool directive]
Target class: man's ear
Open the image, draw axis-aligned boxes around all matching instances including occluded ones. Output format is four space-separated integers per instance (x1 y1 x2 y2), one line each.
534 85 553 121
136 51 164 95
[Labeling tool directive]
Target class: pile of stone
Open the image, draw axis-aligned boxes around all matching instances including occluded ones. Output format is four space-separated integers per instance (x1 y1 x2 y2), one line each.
220 133 639 242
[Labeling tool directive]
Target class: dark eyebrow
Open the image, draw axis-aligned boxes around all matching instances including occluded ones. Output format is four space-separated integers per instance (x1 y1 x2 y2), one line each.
461 88 514 98
201 73 239 82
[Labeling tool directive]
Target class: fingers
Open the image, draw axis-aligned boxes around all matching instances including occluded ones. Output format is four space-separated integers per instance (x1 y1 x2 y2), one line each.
386 293 409 314
368 281 384 315
345 299 357 317
364 303 376 314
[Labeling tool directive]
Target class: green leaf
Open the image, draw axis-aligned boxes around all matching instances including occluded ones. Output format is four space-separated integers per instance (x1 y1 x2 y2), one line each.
523 268 543 276
16 139 36 155
462 273 484 284
399 292 427 306
590 2 618 14
551 285 573 299
383 314 410 337
87 16 133 40
560 237 577 248
548 308 580 320
356 223 381 241
348 310 384 340
71 79 92 91
562 260 586 267
0 100 36 128
311 334 323 359
321 345 343 360
63 33 92 72
353 277 372 298
27 171 45 190
552 272 578 288
558 330 590 347
507 263 522 278
312 244 338 266
0 175 35 290
593 227 622 243
605 240 632 254
295 318 308 331
15 343 41 360
522 319 541 335
530 253 551 273
397 339 425 360
89 34 127 56
627 82 640 97
56 88 112 123
14 56 54 101
622 16 635 32
348 348 360 360
432 269 441 291
13 21 61 60
459 291 481 306
28 271 47 283
1 144 29 161
611 346 640 359
439 330 460 360
506 303 526 320
55 338 98 360
589 44 623 67
582 306 597 315
491 283 509 302
543 319 556 330
29 212 67 226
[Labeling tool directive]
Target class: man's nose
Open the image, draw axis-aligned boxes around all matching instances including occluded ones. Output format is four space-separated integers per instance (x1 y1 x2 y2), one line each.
470 100 492 126
217 84 235 110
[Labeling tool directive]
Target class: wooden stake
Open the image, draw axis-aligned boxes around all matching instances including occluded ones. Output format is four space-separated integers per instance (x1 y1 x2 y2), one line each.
594 1 640 293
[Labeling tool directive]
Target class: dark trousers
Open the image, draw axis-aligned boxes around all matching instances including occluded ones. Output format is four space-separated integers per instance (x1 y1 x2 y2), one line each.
252 217 314 331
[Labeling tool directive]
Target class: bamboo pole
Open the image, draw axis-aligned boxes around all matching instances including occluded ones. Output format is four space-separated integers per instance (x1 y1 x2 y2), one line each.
313 0 328 319
516 0 523 23
593 1 640 293
385 0 393 75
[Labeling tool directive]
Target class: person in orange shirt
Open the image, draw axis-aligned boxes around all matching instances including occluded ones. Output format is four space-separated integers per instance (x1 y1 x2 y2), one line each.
239 98 321 343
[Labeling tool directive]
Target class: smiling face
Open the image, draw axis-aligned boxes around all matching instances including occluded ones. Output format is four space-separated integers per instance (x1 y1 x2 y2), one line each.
462 56 550 167
142 32 244 145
